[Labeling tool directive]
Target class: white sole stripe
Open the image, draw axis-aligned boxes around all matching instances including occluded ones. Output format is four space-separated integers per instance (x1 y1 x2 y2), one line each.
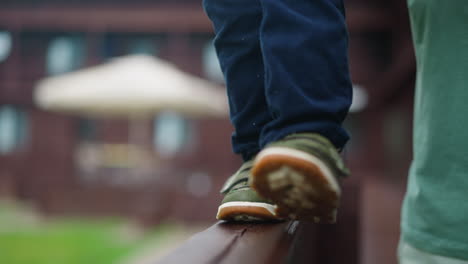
255 147 341 194
217 201 277 218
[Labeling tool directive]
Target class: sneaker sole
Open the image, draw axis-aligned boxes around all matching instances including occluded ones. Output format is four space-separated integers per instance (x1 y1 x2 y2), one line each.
251 147 340 224
216 201 282 222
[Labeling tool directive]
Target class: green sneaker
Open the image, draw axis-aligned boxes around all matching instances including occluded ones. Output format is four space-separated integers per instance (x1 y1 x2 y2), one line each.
216 160 282 222
250 133 349 223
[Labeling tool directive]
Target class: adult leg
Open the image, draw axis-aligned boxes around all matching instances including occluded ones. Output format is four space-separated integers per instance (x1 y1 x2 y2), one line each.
399 240 468 264
203 0 272 161
258 0 352 149
400 0 468 261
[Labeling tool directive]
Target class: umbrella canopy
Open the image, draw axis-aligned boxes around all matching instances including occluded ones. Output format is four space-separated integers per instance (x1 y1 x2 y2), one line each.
34 55 228 118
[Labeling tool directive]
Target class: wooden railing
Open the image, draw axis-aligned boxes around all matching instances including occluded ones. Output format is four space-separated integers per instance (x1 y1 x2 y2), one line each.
158 179 360 264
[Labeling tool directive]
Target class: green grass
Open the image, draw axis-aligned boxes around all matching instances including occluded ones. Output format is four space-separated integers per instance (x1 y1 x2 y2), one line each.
0 203 175 264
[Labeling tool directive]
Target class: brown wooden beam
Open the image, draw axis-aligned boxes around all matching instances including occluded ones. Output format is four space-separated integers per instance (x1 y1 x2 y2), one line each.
0 5 213 33
157 179 360 264
0 5 392 33
366 38 416 109
345 6 394 32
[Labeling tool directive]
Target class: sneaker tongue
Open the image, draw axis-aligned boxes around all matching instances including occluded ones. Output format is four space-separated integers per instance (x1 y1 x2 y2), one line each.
220 161 253 194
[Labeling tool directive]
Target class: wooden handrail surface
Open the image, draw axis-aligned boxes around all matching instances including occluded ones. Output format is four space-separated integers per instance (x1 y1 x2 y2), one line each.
158 180 360 264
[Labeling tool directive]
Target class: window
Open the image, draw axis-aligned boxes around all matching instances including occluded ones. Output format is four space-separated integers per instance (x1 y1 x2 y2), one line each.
102 34 161 59
128 38 158 55
0 31 12 63
153 111 193 157
46 35 85 75
77 118 97 142
0 106 28 154
203 40 224 83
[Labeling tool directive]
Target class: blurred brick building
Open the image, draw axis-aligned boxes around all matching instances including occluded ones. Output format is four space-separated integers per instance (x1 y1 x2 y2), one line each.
0 0 415 232
0 0 240 224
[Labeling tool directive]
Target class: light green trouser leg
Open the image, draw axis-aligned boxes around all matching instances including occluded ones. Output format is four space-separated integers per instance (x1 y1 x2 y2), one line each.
399 241 468 264
401 0 468 260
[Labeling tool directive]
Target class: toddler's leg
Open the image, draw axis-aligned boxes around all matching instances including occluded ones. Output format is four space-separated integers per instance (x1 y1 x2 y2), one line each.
258 0 352 150
251 0 352 223
203 0 272 161
204 0 280 221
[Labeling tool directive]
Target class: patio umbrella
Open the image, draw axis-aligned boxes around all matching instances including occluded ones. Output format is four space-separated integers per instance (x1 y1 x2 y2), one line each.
34 55 229 173
34 55 228 118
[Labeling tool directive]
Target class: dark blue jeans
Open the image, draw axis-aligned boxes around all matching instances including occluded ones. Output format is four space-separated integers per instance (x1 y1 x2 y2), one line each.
203 0 352 161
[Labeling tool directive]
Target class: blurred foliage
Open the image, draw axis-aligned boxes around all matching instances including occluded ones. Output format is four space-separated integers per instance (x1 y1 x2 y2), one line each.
0 202 175 264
